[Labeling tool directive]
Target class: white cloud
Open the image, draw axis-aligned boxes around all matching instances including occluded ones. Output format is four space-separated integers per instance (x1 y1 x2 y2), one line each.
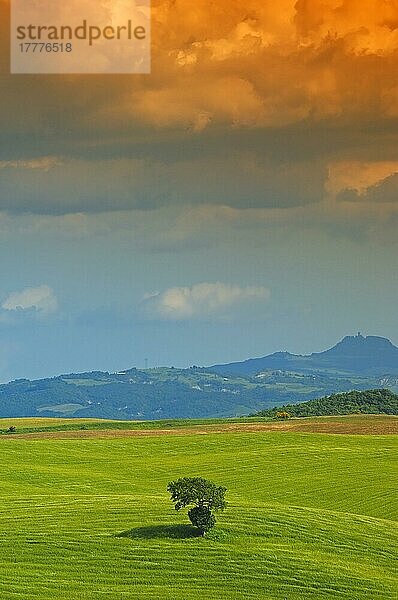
143 282 270 320
2 285 58 315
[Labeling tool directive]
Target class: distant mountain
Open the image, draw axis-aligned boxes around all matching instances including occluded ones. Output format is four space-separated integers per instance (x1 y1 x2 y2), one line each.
253 389 398 418
209 334 398 376
312 334 398 372
0 334 397 420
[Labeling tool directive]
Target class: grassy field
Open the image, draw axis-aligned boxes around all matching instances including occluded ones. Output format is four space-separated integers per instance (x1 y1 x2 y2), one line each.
0 417 396 599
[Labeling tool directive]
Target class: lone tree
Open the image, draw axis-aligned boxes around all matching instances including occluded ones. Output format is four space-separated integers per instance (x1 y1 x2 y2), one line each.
167 477 227 536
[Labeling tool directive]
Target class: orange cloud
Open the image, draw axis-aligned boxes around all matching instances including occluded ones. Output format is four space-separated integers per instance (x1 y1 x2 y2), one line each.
295 0 398 54
132 0 398 129
0 157 62 171
326 161 398 196
131 76 266 130
1 0 397 133
0 0 397 231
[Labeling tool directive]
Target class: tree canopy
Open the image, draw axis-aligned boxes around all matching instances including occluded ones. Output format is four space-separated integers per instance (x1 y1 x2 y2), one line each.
253 389 398 418
167 477 227 535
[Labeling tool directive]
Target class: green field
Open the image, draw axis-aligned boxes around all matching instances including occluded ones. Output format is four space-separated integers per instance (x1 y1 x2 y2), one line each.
0 420 397 599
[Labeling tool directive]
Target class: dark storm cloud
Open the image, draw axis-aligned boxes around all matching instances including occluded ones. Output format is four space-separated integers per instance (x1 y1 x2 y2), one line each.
0 154 328 215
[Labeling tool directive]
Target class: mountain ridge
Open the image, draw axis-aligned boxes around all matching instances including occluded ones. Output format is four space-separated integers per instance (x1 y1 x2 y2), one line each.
209 333 398 376
0 334 397 420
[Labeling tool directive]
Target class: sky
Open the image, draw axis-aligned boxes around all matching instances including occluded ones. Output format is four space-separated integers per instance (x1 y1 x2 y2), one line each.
0 0 398 381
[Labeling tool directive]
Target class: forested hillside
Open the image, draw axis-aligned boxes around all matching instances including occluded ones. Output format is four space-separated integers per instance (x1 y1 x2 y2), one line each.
254 389 398 418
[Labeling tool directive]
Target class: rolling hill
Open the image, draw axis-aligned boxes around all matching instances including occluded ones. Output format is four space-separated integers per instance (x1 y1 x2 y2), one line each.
0 417 396 599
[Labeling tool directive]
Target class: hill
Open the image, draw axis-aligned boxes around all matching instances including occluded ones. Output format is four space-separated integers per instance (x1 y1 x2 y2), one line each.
0 366 393 420
253 388 398 418
210 333 398 376
1 334 398 420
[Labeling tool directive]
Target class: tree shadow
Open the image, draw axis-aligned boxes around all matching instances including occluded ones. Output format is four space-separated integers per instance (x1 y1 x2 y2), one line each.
116 524 201 540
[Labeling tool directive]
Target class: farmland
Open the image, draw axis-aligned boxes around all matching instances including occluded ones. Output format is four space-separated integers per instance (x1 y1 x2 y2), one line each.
0 416 396 599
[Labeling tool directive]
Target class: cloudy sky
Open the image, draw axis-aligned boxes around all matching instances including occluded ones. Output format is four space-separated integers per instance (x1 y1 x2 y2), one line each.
0 0 397 381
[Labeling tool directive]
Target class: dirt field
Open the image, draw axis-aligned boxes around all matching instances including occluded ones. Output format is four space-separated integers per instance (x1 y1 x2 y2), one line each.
2 414 397 440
